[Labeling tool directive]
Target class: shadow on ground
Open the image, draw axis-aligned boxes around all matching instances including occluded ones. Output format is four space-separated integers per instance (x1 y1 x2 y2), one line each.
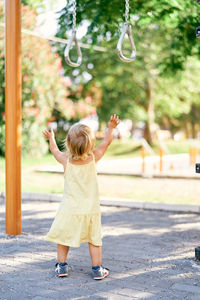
1 199 200 299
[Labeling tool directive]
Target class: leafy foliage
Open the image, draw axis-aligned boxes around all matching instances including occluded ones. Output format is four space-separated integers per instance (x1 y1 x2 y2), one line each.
155 58 200 137
57 0 200 72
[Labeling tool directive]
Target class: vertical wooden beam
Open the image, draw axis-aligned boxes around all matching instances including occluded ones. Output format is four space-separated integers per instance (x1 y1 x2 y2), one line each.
140 147 146 174
5 0 22 235
159 148 164 173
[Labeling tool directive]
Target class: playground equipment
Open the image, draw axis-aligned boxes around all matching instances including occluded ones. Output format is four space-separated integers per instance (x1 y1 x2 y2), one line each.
141 147 147 173
159 148 164 173
189 146 197 165
59 0 200 66
117 0 136 62
64 0 82 67
140 147 166 174
5 0 21 235
64 0 136 67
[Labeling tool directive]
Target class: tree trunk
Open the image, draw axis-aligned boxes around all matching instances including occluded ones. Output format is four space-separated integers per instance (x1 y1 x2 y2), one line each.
130 121 135 138
191 105 197 139
184 121 190 139
191 122 197 139
143 78 154 145
144 122 153 144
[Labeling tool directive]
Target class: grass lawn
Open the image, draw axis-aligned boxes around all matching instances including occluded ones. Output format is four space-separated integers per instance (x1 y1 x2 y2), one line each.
0 139 196 205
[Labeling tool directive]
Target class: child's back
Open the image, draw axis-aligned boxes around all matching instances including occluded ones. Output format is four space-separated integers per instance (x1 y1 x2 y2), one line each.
64 155 100 213
43 115 120 279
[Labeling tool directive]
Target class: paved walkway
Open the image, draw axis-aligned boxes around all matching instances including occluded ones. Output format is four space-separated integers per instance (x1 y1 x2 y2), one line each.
36 154 200 179
1 198 200 299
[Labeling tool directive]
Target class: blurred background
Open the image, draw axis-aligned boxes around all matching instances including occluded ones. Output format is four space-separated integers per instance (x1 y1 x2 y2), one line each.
0 0 200 205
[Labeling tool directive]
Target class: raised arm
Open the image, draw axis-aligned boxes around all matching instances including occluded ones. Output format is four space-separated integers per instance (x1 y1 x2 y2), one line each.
43 128 67 169
93 114 120 162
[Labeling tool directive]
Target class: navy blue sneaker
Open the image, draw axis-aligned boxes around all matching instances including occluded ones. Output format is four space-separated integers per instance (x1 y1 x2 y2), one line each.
92 266 109 280
55 262 68 277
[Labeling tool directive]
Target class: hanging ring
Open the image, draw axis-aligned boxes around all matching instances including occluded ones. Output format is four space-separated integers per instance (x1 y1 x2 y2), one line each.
64 30 82 67
117 22 136 62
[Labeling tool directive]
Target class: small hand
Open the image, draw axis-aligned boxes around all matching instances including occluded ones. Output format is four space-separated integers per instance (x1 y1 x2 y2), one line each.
42 128 55 140
108 114 120 129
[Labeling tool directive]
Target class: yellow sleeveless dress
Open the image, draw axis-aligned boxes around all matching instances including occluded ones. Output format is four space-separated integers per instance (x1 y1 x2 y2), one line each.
45 155 102 247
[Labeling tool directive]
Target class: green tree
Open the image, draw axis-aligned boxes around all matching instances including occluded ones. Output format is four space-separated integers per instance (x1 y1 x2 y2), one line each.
54 0 200 143
155 57 200 138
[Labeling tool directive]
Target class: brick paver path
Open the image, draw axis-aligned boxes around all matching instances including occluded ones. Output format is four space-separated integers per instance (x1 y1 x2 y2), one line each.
1 199 200 299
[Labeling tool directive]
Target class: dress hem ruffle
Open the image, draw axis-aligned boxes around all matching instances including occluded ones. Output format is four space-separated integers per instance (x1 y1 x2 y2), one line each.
45 236 102 248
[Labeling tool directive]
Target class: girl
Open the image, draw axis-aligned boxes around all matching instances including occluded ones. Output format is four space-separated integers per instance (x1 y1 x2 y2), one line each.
43 114 120 279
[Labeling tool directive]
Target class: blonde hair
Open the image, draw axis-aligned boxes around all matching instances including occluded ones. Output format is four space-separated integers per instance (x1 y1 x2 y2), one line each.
66 123 95 160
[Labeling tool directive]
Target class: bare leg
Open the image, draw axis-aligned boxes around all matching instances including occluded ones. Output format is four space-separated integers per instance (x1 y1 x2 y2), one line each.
88 243 102 266
57 244 70 263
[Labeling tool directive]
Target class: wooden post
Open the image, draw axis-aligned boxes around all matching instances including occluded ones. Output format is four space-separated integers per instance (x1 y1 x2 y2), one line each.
5 0 22 235
190 147 197 165
141 147 146 173
159 148 164 173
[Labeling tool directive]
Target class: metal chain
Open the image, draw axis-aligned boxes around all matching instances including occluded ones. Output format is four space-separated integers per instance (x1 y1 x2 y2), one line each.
125 0 129 23
72 0 76 31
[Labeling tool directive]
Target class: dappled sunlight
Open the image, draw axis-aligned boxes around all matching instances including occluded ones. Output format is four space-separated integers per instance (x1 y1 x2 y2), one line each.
22 201 59 220
169 214 198 219
1 199 200 298
168 272 197 280
172 222 200 230
102 225 172 238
